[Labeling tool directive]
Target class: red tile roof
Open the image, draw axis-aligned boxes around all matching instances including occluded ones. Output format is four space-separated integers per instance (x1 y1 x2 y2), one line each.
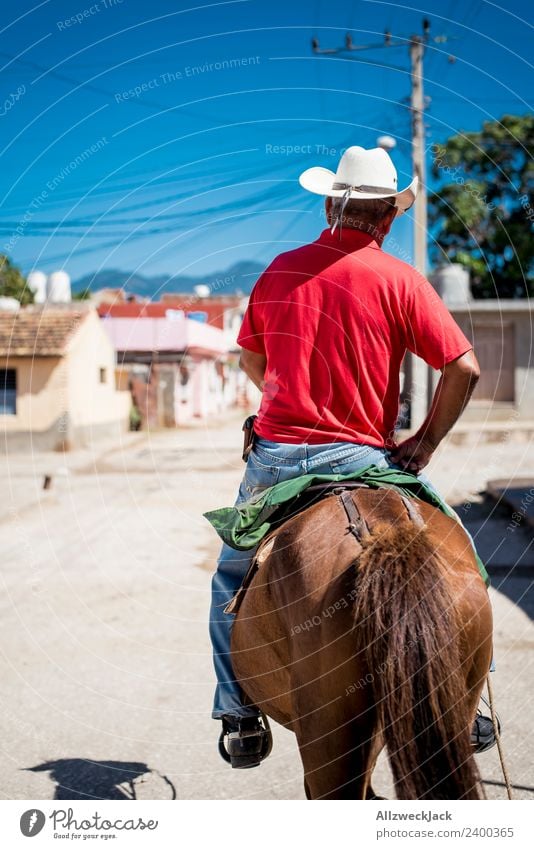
0 309 88 356
97 299 241 329
98 303 169 318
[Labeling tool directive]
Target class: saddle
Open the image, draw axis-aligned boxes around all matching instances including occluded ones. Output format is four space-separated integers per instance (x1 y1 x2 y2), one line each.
270 479 370 525
224 481 385 616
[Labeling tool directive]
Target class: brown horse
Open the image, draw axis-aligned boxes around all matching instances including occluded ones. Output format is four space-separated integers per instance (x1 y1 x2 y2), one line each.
231 485 493 800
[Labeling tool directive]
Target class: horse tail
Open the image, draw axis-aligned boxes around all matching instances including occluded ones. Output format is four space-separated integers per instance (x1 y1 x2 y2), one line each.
353 516 482 800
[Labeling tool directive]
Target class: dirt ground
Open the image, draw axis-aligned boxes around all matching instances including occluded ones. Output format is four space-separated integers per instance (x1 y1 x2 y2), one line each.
0 413 532 800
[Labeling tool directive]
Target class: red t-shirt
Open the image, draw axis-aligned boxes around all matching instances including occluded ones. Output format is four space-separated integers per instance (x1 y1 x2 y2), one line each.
237 228 472 446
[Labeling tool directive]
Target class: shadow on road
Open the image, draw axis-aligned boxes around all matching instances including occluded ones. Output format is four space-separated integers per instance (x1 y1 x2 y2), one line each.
451 495 533 620
23 759 176 800
483 778 534 795
490 574 534 621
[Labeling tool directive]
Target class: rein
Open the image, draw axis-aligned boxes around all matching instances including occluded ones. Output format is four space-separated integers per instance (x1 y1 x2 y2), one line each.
486 675 513 799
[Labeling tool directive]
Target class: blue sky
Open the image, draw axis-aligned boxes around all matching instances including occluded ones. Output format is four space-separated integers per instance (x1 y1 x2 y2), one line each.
0 0 532 286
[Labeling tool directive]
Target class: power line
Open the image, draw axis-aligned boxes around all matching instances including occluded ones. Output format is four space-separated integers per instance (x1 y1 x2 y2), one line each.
0 116 361 215
0 50 222 126
311 18 456 276
0 125 366 229
310 18 456 427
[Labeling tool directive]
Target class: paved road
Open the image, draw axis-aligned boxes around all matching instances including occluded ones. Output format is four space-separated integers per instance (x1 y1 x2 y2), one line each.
0 417 532 800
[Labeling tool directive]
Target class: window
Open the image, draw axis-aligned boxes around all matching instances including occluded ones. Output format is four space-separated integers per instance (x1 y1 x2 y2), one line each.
0 368 16 415
99 367 107 384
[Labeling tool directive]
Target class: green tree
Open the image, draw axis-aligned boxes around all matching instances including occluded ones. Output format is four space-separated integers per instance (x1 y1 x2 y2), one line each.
0 254 34 305
429 114 534 298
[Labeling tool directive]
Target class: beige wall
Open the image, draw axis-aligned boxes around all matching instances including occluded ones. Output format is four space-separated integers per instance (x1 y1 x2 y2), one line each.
0 355 66 432
1 309 131 449
66 310 130 429
453 302 534 423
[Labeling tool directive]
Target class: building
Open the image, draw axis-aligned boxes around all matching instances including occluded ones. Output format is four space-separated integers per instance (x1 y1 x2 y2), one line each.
0 307 131 451
89 287 131 307
99 304 249 428
99 294 247 351
452 300 534 424
159 294 246 349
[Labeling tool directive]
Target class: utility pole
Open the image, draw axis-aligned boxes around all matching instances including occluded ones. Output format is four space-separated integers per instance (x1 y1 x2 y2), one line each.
408 32 433 424
312 19 452 428
409 33 427 278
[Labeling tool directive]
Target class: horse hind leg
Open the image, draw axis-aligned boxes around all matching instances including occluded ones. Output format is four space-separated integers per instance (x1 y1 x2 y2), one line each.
462 587 494 737
295 707 382 800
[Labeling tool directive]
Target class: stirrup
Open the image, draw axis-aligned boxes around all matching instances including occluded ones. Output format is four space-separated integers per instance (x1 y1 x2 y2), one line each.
471 696 501 754
218 712 273 769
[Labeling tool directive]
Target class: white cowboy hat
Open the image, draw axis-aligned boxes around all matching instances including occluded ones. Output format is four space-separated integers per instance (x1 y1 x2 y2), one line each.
299 145 418 216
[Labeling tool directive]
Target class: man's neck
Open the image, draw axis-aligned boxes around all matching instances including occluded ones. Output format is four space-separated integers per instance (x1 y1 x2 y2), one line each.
354 225 388 244
326 222 388 244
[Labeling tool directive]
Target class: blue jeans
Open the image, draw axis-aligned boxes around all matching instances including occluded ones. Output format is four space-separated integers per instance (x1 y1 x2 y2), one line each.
209 437 476 719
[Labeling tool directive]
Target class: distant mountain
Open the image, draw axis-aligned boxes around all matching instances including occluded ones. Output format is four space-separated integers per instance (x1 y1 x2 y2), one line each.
73 260 264 298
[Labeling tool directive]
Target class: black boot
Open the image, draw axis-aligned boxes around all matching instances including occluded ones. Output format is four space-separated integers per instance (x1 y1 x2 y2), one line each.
471 710 500 753
218 714 272 769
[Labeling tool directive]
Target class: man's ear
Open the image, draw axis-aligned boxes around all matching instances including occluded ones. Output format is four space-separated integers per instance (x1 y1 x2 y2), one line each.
384 205 397 233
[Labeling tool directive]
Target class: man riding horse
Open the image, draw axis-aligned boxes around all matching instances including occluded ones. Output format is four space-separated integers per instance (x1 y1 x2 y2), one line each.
209 145 496 769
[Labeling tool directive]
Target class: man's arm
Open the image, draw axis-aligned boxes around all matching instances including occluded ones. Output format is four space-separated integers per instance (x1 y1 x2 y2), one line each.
390 349 480 472
239 348 267 392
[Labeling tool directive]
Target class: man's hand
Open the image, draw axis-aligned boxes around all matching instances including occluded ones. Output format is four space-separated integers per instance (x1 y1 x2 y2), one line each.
390 350 480 474
389 434 436 473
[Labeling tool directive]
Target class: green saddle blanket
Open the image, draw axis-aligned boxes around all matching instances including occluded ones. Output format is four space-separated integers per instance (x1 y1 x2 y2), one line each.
204 464 489 586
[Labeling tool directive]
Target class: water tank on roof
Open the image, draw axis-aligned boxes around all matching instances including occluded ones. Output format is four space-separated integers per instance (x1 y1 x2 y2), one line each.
430 264 471 306
27 270 47 303
0 296 20 311
194 284 210 298
47 270 71 303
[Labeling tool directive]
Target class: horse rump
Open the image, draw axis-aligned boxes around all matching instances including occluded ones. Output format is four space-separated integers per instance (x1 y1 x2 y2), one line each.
353 517 482 800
